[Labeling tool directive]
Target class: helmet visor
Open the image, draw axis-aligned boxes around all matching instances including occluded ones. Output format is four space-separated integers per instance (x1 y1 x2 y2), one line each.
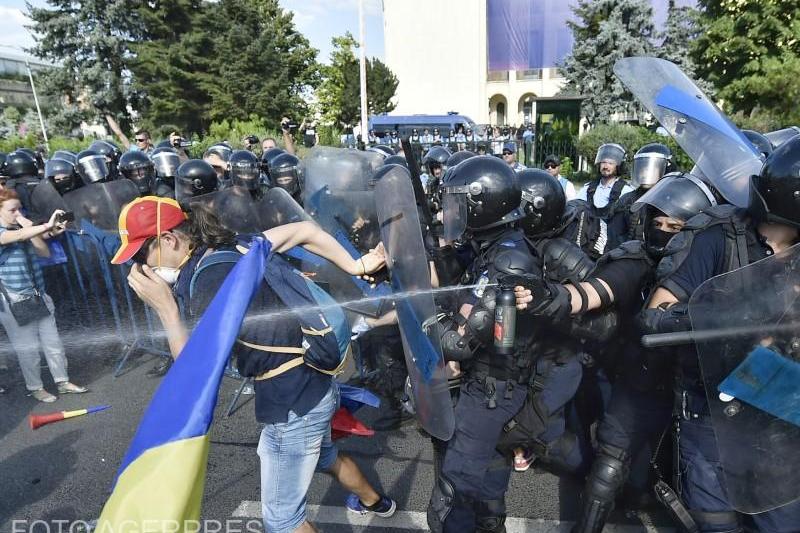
631 154 668 188
152 152 180 178
442 185 468 242
77 154 109 184
632 174 717 222
594 144 625 165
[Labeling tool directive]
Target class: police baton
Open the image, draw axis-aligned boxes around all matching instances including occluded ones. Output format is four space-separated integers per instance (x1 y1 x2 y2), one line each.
401 136 433 227
641 322 800 348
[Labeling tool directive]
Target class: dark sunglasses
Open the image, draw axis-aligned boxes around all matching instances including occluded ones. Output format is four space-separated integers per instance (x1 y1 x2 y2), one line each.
136 137 148 142
545 163 558 169
502 151 514 156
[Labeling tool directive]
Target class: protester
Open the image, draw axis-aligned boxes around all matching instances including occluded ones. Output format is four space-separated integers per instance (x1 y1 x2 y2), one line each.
111 197 396 532
0 189 87 402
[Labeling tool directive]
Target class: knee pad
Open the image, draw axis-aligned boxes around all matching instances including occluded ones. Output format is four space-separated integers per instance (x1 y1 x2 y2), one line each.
585 445 630 503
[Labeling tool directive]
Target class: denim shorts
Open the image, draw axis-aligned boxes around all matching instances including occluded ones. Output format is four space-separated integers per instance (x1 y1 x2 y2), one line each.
257 380 340 533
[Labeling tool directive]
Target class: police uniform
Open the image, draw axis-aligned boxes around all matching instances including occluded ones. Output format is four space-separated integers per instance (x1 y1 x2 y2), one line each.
650 209 800 533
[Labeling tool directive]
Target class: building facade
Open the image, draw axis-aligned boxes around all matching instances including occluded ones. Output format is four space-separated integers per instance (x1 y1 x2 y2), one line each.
382 0 575 127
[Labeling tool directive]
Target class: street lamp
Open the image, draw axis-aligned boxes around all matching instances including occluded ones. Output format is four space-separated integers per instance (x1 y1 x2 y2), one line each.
0 44 50 153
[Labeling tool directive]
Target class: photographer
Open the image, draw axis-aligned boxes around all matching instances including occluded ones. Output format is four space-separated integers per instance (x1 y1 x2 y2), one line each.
169 132 191 162
0 190 87 402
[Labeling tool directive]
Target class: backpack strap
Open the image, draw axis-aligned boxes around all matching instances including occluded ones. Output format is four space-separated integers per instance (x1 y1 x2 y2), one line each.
188 250 243 301
586 179 599 206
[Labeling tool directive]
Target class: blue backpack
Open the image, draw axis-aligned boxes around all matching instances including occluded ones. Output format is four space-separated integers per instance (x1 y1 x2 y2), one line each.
189 245 351 378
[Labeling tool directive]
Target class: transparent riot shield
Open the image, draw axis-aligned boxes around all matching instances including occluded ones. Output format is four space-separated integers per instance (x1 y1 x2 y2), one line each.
257 187 312 230
188 186 264 234
690 243 800 513
302 146 383 204
614 57 762 207
63 180 140 231
376 165 455 441
30 181 68 223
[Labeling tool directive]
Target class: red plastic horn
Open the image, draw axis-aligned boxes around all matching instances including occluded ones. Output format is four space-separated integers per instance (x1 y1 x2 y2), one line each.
29 405 110 430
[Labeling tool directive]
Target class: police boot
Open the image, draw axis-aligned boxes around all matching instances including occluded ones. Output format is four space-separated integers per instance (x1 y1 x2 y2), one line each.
571 447 629 533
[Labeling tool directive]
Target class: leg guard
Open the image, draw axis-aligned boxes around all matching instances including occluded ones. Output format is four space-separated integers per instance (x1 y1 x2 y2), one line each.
476 498 507 533
428 473 460 533
572 445 630 533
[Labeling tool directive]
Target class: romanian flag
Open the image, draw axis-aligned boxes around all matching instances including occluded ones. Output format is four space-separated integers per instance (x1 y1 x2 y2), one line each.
96 238 270 532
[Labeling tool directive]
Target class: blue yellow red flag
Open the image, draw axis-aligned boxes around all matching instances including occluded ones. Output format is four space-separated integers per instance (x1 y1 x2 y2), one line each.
96 238 270 532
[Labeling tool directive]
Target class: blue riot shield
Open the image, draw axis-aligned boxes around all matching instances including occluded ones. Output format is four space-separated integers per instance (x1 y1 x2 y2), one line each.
614 57 762 207
375 165 455 441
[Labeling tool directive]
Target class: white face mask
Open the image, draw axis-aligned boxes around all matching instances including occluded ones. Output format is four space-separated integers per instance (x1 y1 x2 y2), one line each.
152 266 181 286
153 233 192 286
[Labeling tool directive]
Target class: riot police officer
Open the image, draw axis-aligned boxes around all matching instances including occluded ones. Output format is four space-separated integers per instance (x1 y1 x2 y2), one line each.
609 143 674 244
89 139 122 180
577 144 633 220
203 143 234 189
175 159 218 209
119 151 156 196
228 150 263 199
4 151 41 209
422 145 451 210
150 146 180 198
268 153 302 204
428 156 535 532
45 157 79 195
641 138 800 532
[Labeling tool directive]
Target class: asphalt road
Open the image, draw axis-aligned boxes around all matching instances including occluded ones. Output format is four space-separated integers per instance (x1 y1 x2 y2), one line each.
0 340 675 532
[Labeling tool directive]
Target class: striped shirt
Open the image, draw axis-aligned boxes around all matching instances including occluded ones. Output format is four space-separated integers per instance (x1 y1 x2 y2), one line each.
0 227 45 295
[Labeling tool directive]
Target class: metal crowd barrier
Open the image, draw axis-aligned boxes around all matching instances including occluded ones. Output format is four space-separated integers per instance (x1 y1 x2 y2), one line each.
38 227 172 379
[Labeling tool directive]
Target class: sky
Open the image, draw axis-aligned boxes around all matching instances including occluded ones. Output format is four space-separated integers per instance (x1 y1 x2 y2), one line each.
0 0 386 64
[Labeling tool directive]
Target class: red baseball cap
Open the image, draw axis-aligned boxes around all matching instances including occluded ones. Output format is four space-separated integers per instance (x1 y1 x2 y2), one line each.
111 196 188 264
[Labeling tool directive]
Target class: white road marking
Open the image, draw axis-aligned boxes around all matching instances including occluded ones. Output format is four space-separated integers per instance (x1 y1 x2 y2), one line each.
231 501 676 532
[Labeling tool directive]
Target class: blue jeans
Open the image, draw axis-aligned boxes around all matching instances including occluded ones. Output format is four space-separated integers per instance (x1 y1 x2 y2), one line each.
258 380 340 533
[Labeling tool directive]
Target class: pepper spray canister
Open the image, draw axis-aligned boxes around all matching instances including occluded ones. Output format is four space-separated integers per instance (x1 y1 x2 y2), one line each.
494 284 517 355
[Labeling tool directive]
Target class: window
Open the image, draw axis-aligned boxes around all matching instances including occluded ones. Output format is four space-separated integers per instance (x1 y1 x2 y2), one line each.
518 69 542 80
488 70 509 82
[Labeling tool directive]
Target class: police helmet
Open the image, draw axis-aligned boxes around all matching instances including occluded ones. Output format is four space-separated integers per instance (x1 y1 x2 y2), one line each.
150 147 181 179
441 155 523 241
45 158 78 195
367 144 394 159
52 150 77 166
594 143 627 175
446 150 477 169
742 130 774 160
175 159 218 206
119 151 156 195
423 146 452 176
17 148 44 173
75 149 110 185
5 150 39 179
631 143 673 189
228 150 261 191
516 168 566 237
382 155 409 170
750 134 800 229
268 153 301 198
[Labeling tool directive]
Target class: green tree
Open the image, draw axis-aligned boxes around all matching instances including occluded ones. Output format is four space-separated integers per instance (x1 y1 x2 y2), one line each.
692 0 800 127
561 0 655 125
203 0 320 128
126 0 214 134
317 32 398 127
658 0 714 96
27 0 137 133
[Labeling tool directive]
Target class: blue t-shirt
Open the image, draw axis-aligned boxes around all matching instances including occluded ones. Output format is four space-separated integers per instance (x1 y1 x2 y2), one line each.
183 246 330 424
0 227 45 295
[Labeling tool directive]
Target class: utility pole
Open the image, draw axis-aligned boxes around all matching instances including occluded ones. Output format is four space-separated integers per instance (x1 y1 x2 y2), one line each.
358 0 369 145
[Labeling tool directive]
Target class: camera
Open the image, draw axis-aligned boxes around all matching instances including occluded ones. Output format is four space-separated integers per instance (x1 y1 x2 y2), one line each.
281 119 299 132
244 135 259 146
172 137 193 149
55 212 75 225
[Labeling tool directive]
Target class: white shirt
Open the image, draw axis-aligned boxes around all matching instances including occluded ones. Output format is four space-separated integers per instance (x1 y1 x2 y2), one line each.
577 177 634 208
557 175 577 201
